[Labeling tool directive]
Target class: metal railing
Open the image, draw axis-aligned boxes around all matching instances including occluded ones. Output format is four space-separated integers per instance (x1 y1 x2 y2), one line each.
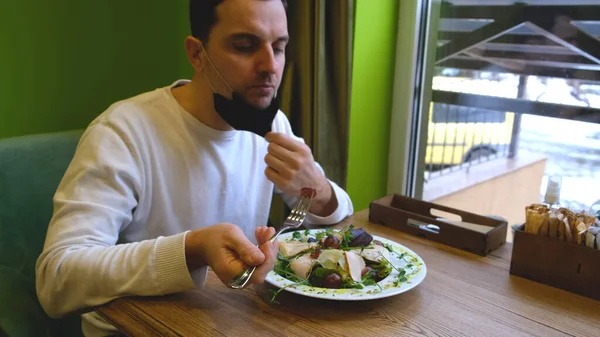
425 103 514 181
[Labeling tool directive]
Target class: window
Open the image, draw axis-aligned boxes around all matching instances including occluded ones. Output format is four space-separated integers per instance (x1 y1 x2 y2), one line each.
405 0 600 236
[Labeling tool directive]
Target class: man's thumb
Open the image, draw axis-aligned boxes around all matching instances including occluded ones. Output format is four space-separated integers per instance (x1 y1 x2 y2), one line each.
232 237 265 266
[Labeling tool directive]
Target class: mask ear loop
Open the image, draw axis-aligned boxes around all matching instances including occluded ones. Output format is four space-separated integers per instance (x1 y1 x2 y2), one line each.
200 43 234 94
202 70 218 94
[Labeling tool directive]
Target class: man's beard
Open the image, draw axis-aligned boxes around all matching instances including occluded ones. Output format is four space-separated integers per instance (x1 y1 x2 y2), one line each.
213 90 280 137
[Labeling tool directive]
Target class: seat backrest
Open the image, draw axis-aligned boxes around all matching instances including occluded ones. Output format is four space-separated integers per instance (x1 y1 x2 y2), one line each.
0 129 84 337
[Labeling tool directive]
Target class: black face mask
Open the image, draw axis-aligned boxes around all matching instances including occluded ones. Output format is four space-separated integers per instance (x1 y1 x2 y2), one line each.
213 91 280 138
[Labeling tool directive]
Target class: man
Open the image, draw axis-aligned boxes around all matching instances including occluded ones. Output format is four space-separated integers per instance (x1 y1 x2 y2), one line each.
35 0 353 336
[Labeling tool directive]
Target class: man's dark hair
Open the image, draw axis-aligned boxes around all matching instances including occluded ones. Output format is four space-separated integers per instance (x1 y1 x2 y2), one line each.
189 0 288 43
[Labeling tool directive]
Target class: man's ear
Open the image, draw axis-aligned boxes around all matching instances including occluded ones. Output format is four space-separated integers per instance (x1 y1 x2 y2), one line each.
184 36 204 72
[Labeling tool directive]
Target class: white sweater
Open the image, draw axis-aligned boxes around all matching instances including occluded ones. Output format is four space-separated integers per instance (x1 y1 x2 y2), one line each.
35 80 354 336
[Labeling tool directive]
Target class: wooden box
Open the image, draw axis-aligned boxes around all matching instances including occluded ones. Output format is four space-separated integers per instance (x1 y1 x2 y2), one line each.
510 224 600 301
368 194 508 256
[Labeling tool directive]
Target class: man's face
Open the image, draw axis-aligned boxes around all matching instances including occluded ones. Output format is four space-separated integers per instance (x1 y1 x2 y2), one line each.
203 0 288 109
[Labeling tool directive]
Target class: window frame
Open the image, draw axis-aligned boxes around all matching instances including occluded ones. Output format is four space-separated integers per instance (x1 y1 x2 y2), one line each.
386 0 441 199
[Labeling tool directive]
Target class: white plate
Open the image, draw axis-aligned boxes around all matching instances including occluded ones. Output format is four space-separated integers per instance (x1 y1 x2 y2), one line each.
265 229 427 301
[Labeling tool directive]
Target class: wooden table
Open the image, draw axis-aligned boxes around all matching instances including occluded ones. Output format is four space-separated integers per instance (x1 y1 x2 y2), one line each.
96 210 600 336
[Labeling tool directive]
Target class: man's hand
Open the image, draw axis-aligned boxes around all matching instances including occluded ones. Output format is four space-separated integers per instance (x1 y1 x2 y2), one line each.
251 226 279 284
264 132 338 216
184 223 278 286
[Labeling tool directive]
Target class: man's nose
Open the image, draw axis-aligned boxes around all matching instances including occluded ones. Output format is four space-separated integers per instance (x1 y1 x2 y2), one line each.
256 46 276 74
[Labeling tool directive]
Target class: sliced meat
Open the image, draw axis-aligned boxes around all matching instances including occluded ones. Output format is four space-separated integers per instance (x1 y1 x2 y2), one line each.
279 241 318 258
344 251 366 282
290 253 319 279
352 245 391 263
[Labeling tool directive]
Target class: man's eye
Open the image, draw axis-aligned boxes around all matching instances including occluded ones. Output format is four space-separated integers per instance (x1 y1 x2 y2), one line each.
233 44 255 52
273 44 286 54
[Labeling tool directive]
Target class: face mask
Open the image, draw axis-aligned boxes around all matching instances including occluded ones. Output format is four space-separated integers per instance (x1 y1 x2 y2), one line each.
213 92 280 138
201 44 280 137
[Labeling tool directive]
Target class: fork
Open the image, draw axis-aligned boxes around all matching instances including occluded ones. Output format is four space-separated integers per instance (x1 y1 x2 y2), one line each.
227 188 317 289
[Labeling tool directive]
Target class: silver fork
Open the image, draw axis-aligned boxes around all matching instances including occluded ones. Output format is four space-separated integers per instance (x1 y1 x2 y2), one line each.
227 188 317 289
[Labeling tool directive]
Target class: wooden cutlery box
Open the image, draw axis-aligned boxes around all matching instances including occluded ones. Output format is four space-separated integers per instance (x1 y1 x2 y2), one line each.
368 194 508 256
510 224 600 301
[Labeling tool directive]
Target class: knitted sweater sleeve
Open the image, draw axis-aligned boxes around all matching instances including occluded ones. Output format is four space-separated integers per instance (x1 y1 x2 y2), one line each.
35 121 203 319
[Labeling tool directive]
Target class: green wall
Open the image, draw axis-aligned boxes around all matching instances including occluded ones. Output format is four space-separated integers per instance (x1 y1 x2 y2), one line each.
0 1 191 139
1 0 397 211
347 0 399 211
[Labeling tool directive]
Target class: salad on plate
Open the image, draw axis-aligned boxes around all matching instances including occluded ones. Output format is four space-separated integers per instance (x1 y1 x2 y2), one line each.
267 225 425 302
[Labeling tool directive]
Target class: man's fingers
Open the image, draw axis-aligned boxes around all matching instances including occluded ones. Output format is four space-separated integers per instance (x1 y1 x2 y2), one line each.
265 167 286 187
212 248 250 284
265 132 305 152
255 226 275 246
264 153 287 174
226 228 265 267
267 140 295 163
251 239 279 284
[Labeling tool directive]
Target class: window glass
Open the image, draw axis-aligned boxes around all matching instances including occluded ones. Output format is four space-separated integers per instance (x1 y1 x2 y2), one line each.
413 0 600 236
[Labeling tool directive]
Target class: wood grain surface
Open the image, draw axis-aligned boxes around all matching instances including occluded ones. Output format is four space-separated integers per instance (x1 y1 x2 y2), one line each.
96 210 600 337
